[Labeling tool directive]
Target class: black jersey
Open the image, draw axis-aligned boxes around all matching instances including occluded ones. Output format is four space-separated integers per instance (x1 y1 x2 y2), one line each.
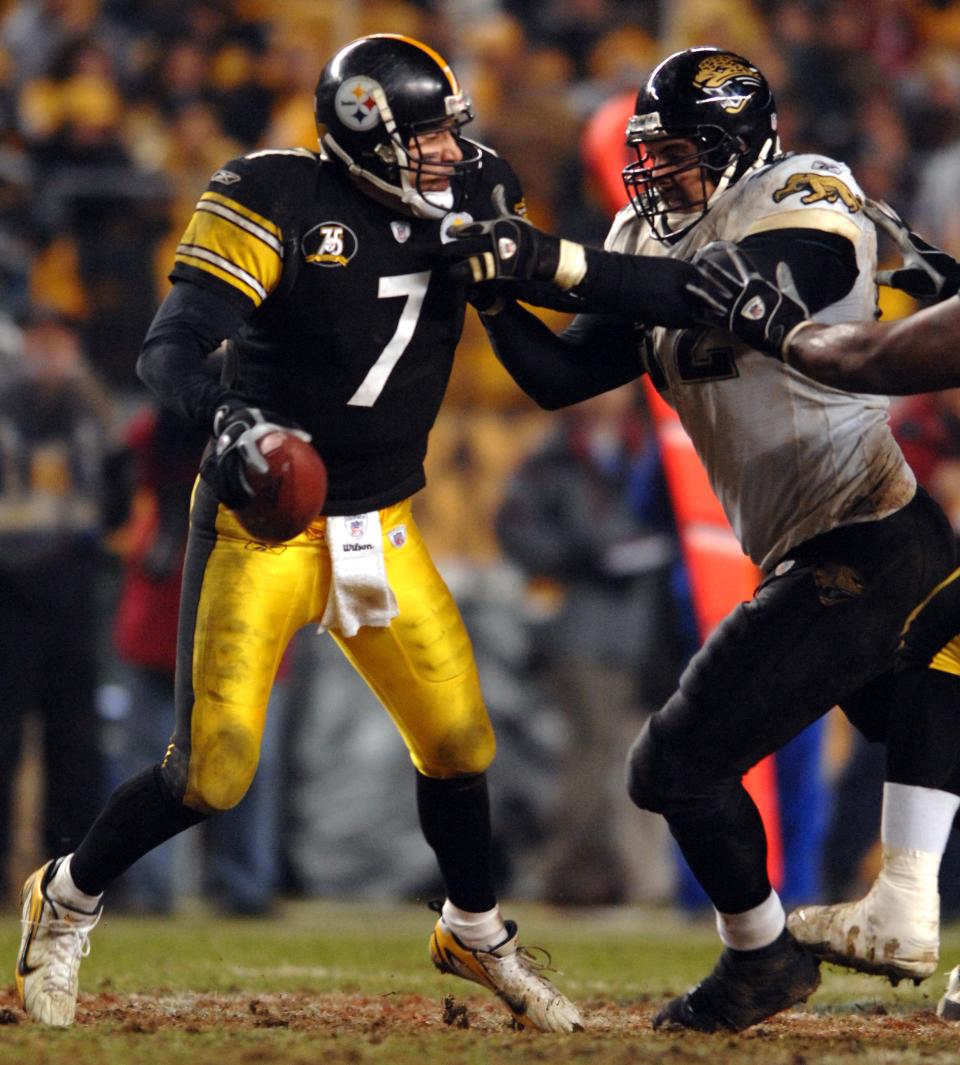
169 143 524 514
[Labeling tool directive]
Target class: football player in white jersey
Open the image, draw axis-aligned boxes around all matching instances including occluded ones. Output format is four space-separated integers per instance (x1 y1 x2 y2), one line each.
442 46 960 1032
687 213 960 1018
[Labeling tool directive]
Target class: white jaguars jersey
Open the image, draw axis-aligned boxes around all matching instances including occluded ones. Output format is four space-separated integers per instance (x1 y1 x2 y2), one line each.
606 152 916 572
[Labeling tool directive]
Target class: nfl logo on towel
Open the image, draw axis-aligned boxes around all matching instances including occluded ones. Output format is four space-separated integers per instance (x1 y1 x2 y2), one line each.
388 525 407 548
349 515 367 538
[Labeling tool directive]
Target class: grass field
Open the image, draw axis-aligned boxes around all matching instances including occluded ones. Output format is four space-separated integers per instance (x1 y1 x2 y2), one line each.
1 899 959 1064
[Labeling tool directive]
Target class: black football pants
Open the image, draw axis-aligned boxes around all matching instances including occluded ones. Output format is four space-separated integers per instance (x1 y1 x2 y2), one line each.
627 487 957 915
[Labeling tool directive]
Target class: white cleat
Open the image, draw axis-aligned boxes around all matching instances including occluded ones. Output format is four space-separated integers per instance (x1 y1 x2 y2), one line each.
937 965 960 1020
15 859 101 1027
787 866 938 986
430 917 584 1032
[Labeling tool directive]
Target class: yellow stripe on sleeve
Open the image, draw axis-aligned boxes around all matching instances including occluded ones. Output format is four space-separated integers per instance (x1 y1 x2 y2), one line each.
173 192 284 306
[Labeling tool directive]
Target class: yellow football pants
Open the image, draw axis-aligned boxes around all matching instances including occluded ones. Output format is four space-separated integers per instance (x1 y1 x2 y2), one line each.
173 493 495 812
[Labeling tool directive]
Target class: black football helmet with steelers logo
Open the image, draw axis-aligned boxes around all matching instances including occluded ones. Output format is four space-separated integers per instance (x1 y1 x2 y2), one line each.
315 34 482 219
622 46 781 239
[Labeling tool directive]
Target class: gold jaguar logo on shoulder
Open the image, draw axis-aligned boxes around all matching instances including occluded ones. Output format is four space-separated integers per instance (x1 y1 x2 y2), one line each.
694 54 761 114
773 172 862 213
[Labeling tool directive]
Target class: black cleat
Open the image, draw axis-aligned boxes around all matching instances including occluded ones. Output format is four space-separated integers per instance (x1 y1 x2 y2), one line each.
653 929 821 1033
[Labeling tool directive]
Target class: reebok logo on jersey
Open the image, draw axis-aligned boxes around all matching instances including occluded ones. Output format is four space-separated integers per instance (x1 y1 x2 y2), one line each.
303 222 358 267
741 295 767 321
211 169 241 185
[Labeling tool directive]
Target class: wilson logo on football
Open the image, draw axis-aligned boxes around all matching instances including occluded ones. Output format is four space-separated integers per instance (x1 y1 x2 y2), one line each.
302 222 358 267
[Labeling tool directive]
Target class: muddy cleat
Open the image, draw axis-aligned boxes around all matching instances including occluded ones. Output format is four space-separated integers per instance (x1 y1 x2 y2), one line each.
429 916 584 1032
937 965 960 1020
16 859 101 1027
653 929 820 1033
787 867 939 985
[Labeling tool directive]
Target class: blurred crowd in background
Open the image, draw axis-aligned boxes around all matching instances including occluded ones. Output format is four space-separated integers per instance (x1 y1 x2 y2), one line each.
5 0 960 918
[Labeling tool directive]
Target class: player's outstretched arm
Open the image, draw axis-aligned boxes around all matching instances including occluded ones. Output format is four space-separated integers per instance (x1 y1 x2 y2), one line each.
783 298 960 395
688 230 960 396
443 184 697 327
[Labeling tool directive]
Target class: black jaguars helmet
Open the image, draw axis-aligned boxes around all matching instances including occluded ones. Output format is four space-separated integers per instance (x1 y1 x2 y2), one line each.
622 47 780 239
315 34 481 219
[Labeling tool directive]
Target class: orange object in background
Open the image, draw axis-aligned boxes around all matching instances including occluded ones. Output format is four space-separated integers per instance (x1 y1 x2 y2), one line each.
643 380 784 889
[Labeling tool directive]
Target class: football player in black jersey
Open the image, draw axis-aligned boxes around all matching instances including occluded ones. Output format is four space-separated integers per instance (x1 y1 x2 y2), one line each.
14 34 583 1033
441 46 960 1034
688 216 960 1019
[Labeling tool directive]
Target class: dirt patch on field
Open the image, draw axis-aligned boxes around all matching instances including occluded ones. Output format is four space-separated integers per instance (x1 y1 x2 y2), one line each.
0 985 954 1041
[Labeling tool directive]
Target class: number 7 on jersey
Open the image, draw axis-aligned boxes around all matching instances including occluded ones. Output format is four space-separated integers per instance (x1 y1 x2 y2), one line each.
347 271 431 407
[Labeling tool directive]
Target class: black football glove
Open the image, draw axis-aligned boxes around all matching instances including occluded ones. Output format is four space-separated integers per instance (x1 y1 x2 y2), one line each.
201 402 311 509
442 184 587 291
686 241 811 359
866 198 960 301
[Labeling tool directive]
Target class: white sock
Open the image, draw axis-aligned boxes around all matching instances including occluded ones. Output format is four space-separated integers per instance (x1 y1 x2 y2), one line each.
873 844 941 922
882 782 960 854
716 890 785 951
440 900 507 951
48 855 103 914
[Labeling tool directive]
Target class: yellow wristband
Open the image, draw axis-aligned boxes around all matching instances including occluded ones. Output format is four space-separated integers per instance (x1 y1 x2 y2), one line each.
554 240 588 290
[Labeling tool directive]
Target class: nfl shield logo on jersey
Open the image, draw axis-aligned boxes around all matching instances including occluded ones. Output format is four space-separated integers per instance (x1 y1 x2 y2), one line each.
391 221 411 244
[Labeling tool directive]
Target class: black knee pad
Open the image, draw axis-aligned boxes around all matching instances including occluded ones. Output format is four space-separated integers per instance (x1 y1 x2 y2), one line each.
627 718 671 813
627 713 742 823
157 746 190 805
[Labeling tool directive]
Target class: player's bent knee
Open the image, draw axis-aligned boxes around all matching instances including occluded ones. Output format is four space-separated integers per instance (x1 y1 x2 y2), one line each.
185 726 261 812
627 718 721 816
414 719 496 778
626 720 667 813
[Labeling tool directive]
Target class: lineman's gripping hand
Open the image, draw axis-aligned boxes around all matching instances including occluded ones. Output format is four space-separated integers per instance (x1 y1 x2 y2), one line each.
867 199 960 301
201 402 311 509
686 241 811 359
442 184 587 291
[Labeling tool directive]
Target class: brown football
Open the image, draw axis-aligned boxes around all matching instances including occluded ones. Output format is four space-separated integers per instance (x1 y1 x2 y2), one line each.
235 429 327 543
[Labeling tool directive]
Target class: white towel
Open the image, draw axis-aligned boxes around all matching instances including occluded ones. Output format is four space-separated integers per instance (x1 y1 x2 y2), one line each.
318 511 399 638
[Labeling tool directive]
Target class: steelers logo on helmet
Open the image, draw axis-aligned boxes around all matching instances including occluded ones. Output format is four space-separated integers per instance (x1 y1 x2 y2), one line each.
335 76 384 132
316 35 482 219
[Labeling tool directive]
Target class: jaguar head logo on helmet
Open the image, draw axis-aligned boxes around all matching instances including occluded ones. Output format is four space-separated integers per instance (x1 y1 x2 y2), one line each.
622 46 780 240
315 34 483 220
